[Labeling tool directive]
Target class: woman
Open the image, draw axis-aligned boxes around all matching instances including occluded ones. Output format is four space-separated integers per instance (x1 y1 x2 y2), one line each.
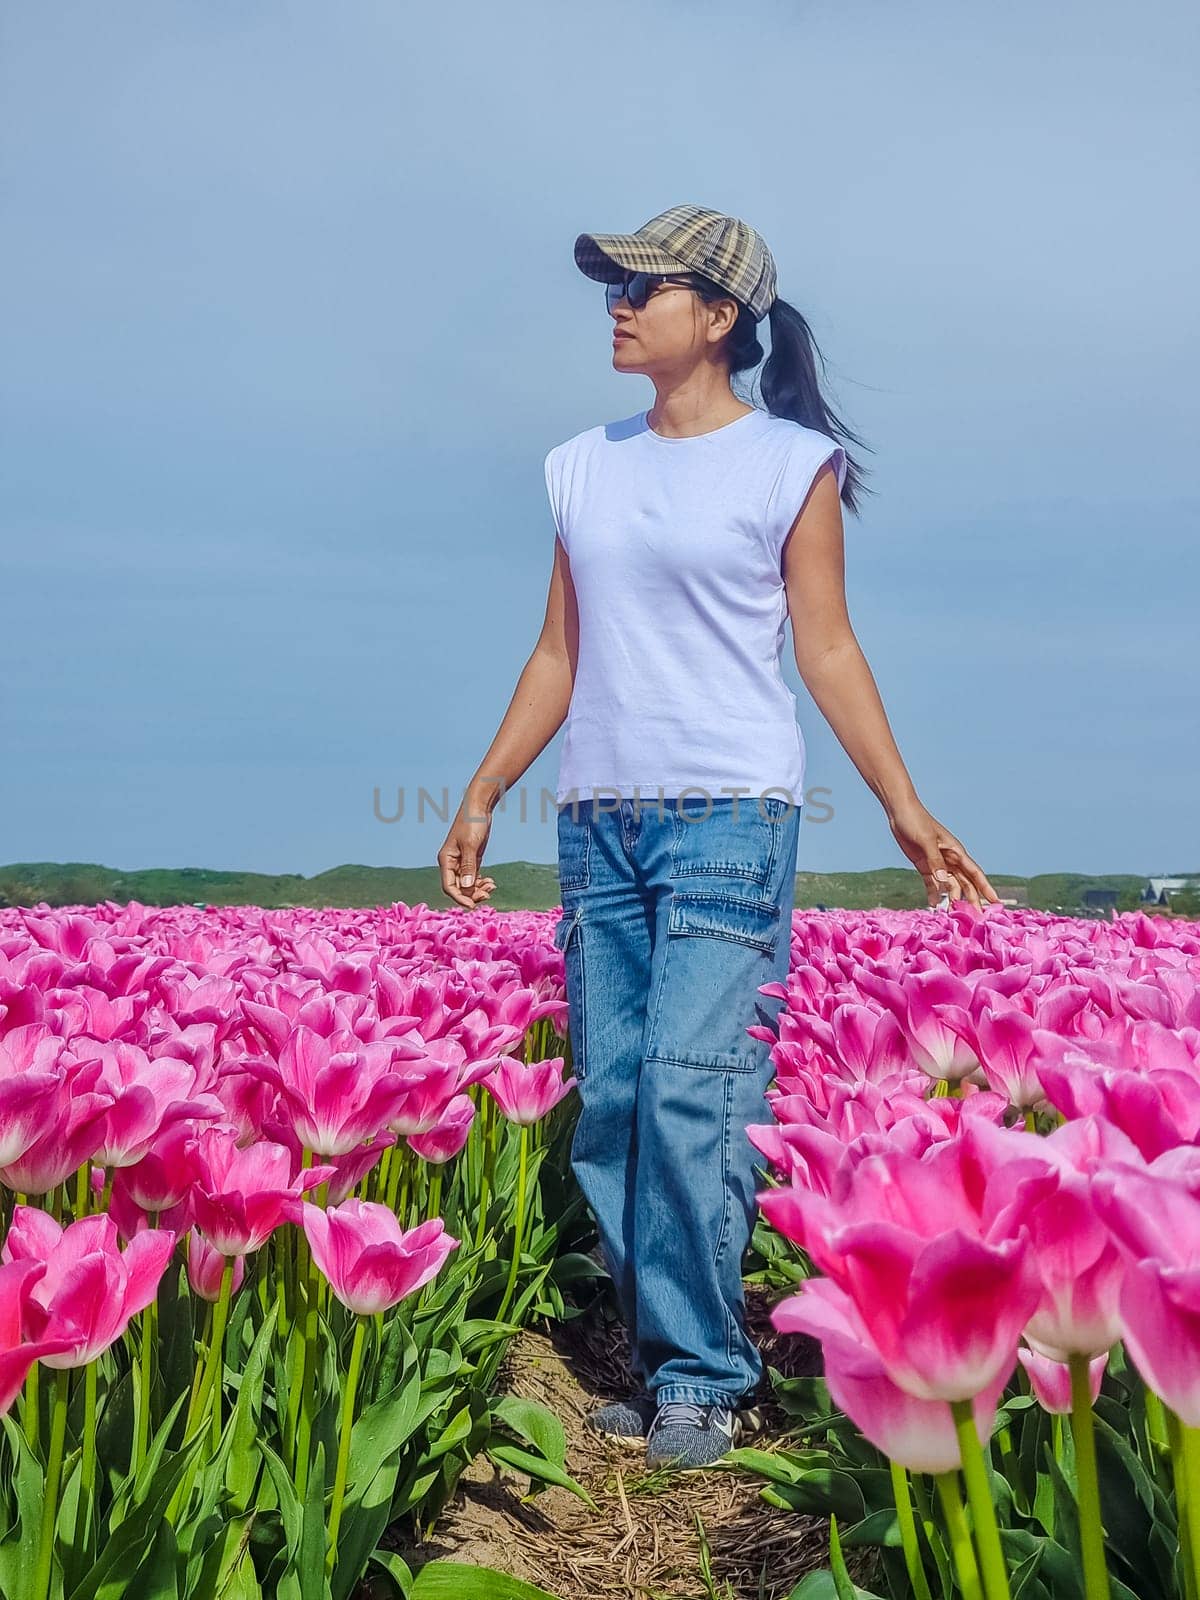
437 205 998 1472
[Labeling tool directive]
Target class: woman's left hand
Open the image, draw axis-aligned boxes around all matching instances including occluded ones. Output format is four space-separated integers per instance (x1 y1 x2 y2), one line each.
887 799 1000 909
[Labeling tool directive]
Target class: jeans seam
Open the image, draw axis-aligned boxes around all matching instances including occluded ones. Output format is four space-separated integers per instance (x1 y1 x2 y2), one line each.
644 1051 757 1074
668 805 684 878
653 1384 741 1406
556 906 587 1081
718 1071 736 1373
764 803 781 886
665 927 777 957
557 810 591 892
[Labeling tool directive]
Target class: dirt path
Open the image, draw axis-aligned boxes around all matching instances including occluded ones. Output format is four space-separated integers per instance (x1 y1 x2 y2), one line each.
398 1288 837 1599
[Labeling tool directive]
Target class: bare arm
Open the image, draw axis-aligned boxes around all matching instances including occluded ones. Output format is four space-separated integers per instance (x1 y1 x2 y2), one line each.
437 536 579 907
780 463 998 908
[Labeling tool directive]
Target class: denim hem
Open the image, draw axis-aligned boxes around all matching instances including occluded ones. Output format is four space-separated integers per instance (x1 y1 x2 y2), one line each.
651 1383 747 1408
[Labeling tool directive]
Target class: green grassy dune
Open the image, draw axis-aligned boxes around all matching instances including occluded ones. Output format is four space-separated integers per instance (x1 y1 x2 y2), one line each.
0 861 1161 915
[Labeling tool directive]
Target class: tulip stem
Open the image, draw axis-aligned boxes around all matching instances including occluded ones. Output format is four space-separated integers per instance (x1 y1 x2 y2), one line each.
1170 1412 1200 1600
134 1271 158 1476
390 1145 409 1216
1068 1354 1111 1600
76 1358 98 1563
184 1300 213 1431
23 1361 39 1453
911 1474 951 1594
496 1124 530 1323
74 1162 89 1220
950 1399 1011 1600
205 1259 236 1449
1163 1409 1196 1600
474 1095 494 1250
274 1237 288 1332
1145 1388 1171 1489
282 1279 305 1474
890 1460 934 1600
934 1470 983 1600
326 1316 367 1575
425 1166 444 1226
376 1144 394 1205
415 1169 446 1317
295 1180 329 1499
169 1258 233 1523
33 1367 69 1600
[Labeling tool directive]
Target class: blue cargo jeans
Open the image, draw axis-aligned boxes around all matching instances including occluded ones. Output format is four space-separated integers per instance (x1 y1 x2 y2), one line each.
552 791 801 1408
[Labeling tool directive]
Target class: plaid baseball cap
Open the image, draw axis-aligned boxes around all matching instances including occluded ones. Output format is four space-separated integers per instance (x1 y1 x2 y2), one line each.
574 204 778 322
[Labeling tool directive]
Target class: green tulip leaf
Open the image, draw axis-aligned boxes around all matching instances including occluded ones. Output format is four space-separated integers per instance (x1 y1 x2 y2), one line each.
63 1429 204 1600
367 1549 415 1595
409 1560 563 1599
785 1568 886 1600
489 1396 566 1467
483 1441 597 1511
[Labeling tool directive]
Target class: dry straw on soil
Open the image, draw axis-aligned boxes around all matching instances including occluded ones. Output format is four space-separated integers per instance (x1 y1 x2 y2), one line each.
395 1287 841 1600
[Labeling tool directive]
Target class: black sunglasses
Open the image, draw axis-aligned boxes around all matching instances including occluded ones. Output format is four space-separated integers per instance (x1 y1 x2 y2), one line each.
604 272 701 314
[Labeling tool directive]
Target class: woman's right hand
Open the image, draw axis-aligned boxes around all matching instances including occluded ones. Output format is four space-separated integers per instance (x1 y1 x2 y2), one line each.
437 806 498 910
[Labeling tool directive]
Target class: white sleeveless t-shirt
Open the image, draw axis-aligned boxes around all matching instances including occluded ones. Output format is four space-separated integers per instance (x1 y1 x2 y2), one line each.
543 405 846 809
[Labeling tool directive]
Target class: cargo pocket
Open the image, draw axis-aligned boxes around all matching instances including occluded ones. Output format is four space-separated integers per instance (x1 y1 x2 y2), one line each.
556 807 591 893
644 890 781 1073
670 798 787 889
666 889 781 955
551 905 587 1080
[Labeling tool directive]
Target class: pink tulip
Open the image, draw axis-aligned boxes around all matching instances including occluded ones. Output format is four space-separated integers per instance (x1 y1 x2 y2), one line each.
761 1136 1042 1402
1018 1346 1107 1415
260 1114 396 1205
187 1231 246 1301
0 1059 113 1197
190 1128 333 1256
2 1208 175 1368
214 1065 280 1145
0 1260 71 1415
749 1121 853 1197
978 1116 1134 1361
408 1093 476 1163
879 969 981 1084
298 1199 459 1315
971 1008 1047 1110
483 1056 576 1126
386 1045 463 1137
89 1042 224 1168
108 1175 192 1245
1091 1159 1200 1424
248 1026 426 1156
774 1277 1008 1474
325 1135 395 1205
112 1120 205 1213
0 1026 64 1169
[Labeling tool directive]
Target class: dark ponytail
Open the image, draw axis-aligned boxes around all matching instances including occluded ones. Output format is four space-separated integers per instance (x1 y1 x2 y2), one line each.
690 276 870 515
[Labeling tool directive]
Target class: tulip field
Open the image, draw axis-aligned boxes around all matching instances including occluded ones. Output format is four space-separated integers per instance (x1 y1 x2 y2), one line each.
1 896 1199 1600
739 903 1200 1600
0 900 593 1600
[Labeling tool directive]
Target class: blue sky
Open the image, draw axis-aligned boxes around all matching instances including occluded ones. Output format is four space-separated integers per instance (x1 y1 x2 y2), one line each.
2 0 1196 886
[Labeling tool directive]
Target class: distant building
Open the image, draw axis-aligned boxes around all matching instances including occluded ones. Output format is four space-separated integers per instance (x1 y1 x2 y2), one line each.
998 885 1030 907
1083 888 1118 911
1142 877 1200 906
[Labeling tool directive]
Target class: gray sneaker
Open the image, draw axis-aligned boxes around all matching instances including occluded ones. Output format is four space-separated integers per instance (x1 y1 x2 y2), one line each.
584 1392 657 1448
644 1399 764 1471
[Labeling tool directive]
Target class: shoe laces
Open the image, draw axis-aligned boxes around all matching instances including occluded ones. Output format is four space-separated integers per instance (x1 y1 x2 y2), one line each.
653 1400 732 1429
